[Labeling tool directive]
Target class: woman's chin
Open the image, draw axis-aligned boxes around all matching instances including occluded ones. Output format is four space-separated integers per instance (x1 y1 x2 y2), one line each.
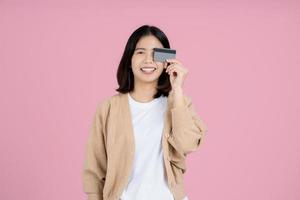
136 76 159 84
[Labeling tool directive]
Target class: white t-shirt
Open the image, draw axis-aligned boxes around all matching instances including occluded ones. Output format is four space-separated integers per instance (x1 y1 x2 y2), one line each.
119 92 175 200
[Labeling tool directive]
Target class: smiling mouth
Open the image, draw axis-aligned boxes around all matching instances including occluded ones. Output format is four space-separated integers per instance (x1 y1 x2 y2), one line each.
140 66 157 73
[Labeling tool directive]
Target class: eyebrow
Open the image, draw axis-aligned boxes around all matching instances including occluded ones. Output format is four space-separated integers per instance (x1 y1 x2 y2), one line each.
134 48 154 51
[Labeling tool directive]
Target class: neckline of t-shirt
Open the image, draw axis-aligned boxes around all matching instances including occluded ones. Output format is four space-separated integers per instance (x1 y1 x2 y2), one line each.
128 92 163 107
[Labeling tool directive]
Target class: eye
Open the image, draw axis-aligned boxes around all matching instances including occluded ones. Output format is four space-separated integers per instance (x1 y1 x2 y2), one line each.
137 51 144 54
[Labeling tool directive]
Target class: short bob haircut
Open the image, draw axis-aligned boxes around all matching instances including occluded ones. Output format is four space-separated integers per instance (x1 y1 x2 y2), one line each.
115 25 172 98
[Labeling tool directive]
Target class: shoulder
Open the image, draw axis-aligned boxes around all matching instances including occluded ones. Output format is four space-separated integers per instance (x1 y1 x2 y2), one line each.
95 93 124 114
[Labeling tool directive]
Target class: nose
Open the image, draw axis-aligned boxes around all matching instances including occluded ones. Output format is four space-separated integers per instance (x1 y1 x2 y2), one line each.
145 51 154 63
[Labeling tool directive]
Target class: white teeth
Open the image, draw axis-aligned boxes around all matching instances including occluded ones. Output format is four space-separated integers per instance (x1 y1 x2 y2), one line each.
141 67 156 72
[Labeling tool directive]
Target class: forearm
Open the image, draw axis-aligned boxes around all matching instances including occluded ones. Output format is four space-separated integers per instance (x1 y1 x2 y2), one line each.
169 89 208 155
171 87 186 108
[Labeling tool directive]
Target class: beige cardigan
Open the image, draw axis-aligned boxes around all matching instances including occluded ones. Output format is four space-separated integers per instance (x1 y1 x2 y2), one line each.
82 92 208 200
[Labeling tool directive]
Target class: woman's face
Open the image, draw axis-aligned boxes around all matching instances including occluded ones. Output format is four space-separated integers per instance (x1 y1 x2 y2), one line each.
131 35 167 85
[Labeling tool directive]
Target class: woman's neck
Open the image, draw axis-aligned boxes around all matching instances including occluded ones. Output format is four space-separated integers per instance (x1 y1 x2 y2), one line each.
129 82 157 103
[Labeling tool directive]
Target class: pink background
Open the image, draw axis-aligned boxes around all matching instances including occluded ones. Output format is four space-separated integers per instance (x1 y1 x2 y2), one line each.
1 0 299 199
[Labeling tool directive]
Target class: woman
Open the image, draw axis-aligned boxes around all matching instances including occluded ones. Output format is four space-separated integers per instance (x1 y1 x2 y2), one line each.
82 25 208 200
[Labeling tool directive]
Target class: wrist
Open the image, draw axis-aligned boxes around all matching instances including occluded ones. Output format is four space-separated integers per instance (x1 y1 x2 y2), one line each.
172 87 185 107
172 86 183 94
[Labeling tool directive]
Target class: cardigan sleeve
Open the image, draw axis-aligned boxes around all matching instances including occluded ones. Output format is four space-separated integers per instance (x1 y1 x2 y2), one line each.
168 96 208 157
82 102 108 200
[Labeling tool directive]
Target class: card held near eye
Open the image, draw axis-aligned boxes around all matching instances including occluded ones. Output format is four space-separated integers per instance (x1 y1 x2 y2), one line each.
153 47 176 62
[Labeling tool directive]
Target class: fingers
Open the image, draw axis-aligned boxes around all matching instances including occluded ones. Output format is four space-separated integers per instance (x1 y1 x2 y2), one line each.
166 58 182 65
166 65 184 77
166 64 183 73
165 64 175 73
164 58 188 77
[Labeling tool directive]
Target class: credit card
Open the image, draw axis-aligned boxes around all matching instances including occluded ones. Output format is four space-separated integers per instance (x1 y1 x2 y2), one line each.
153 47 176 62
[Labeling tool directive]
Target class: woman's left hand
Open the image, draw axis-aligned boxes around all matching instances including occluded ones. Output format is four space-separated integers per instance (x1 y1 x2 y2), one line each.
164 58 189 90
